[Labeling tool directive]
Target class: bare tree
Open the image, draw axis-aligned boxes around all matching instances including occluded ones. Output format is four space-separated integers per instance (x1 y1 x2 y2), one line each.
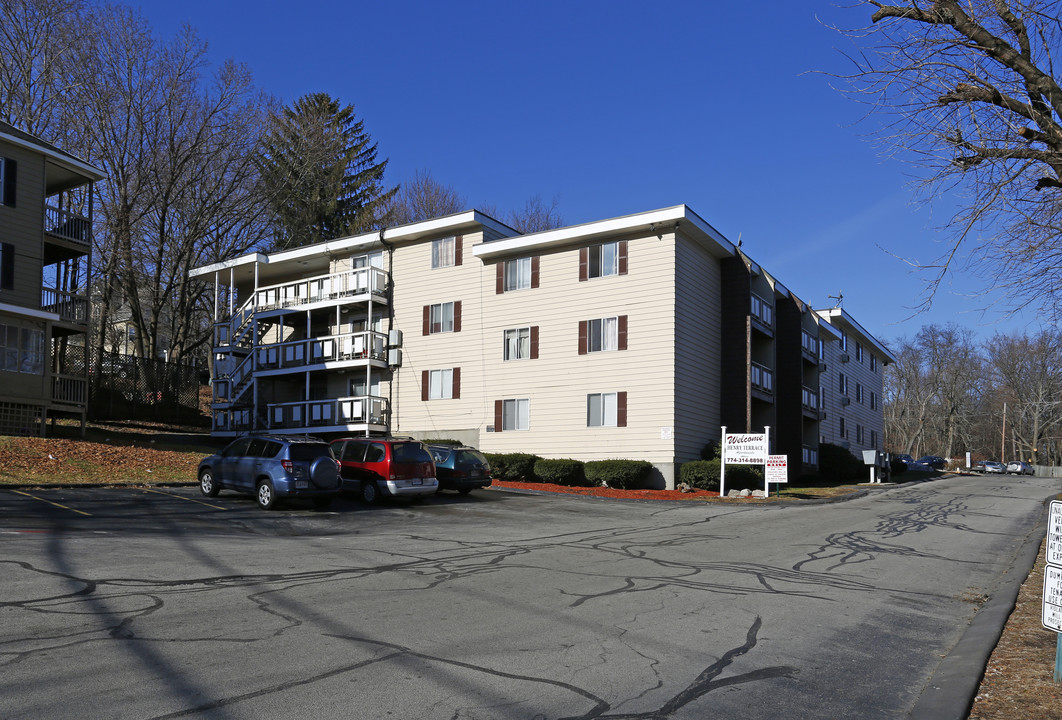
481 194 565 234
837 1 1062 319
987 330 1062 464
387 169 466 225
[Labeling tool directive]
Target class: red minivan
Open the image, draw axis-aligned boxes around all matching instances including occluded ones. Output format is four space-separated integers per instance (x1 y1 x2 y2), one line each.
329 437 438 503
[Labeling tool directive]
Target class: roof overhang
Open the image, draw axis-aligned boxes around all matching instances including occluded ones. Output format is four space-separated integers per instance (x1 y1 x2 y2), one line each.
472 204 736 261
0 301 60 323
0 126 106 193
815 307 897 363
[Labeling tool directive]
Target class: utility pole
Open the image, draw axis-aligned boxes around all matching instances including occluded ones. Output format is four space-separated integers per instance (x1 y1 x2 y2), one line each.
1001 401 1007 462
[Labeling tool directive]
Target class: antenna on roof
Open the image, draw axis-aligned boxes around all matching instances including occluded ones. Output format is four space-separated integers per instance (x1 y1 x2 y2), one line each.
827 291 844 308
736 232 742 248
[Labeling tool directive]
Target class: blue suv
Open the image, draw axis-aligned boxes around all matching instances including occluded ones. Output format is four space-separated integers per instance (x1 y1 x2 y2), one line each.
198 435 341 510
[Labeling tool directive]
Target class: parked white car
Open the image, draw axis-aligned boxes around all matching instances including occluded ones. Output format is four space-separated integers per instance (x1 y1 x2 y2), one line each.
1006 460 1034 476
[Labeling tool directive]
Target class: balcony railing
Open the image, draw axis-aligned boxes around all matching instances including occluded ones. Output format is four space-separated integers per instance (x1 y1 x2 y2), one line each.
254 267 388 313
52 374 87 405
45 205 92 247
751 362 773 394
42 287 89 324
256 331 388 371
801 386 820 412
267 395 388 430
750 293 773 330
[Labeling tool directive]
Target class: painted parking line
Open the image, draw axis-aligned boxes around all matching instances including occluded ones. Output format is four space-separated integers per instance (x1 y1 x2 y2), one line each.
10 490 91 516
141 487 228 510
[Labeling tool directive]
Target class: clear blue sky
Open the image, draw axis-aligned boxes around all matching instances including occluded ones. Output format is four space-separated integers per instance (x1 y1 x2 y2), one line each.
137 0 1037 345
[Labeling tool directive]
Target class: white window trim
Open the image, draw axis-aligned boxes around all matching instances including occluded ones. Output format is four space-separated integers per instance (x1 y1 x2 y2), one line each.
504 257 532 291
503 398 530 431
587 316 618 353
428 368 453 399
432 237 456 269
587 392 618 427
429 302 455 334
588 241 619 279
503 326 531 361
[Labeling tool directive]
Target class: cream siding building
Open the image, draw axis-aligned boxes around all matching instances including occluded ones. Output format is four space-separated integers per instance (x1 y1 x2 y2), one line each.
193 204 892 488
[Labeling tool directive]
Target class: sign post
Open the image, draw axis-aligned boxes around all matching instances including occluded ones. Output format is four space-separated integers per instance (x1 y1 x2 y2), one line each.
1041 501 1062 681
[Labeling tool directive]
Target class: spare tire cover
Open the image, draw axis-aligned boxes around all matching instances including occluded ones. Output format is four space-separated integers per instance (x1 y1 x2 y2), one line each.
310 456 340 489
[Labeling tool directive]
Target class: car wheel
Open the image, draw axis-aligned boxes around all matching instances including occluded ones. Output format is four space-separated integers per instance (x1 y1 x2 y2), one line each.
257 479 278 510
458 488 473 495
199 469 219 497
361 480 379 505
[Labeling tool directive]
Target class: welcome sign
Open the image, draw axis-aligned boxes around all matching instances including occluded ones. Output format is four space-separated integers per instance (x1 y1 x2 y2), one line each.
723 433 768 464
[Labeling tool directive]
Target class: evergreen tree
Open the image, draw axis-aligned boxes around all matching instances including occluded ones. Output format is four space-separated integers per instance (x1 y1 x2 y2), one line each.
260 93 396 249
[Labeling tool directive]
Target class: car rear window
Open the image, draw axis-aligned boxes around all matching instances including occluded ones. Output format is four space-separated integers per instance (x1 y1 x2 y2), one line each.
455 450 487 465
392 442 432 463
288 443 334 461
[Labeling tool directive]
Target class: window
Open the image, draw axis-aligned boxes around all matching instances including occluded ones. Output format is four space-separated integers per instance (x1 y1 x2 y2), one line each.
497 256 539 293
871 430 877 448
871 391 877 410
856 424 865 444
504 326 538 360
0 242 12 290
856 383 863 403
841 331 848 352
0 324 43 374
839 417 846 439
579 315 627 354
856 342 864 362
495 398 529 431
432 237 456 268
870 354 877 372
838 373 848 395
423 301 461 334
587 391 627 427
0 157 14 207
580 240 627 281
422 368 459 400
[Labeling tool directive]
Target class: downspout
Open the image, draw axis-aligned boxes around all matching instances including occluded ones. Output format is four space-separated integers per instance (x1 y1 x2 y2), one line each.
377 228 395 435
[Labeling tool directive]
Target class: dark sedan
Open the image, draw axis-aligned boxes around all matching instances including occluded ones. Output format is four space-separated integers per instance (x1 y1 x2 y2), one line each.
428 444 492 494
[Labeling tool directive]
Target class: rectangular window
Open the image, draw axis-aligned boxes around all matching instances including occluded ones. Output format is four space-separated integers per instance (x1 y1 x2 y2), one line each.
0 157 13 207
856 384 863 403
856 424 865 444
587 393 618 427
0 242 12 290
588 317 618 352
871 430 877 448
504 257 531 291
432 237 455 268
871 391 877 410
870 354 877 372
589 241 619 278
0 323 43 374
429 369 452 399
839 373 847 395
503 398 529 431
428 302 454 334
504 327 531 360
839 417 846 439
841 331 848 352
856 343 864 362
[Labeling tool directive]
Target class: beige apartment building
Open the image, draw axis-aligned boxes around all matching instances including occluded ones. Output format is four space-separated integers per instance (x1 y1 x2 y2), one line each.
0 122 104 436
192 204 893 487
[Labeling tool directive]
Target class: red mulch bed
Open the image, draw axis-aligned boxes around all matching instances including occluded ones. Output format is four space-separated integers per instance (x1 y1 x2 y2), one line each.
488 479 731 501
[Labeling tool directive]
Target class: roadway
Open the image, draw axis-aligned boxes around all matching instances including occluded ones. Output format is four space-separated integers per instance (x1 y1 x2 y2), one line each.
0 472 1056 719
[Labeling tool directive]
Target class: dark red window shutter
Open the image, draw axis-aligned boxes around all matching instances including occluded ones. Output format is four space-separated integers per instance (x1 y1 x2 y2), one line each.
617 391 627 427
579 247 588 281
2 159 16 206
618 315 628 350
455 235 463 266
494 399 503 432
421 370 429 401
496 263 504 294
452 367 461 399
453 301 462 332
618 240 628 275
531 256 540 288
530 326 539 359
578 320 588 355
422 305 430 335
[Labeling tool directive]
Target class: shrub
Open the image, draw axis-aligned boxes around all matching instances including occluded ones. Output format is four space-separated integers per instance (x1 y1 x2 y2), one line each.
700 441 721 460
817 443 866 484
680 459 720 491
421 438 462 446
584 459 654 489
534 458 586 486
484 452 541 482
723 464 765 491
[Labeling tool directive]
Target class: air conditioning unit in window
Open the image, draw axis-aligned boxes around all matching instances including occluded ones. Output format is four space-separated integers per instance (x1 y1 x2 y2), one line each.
841 397 851 406
819 363 827 373
839 354 850 363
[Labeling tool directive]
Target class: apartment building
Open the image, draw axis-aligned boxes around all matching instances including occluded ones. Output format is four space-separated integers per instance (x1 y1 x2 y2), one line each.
192 204 891 487
816 307 896 459
0 122 104 436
